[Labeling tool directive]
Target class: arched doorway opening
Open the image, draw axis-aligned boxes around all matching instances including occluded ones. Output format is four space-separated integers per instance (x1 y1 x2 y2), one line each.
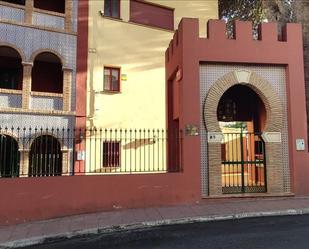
0 134 20 177
217 84 267 194
29 135 62 177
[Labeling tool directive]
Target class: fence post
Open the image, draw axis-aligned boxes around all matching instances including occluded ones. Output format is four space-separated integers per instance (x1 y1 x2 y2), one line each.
19 149 30 177
61 149 71 176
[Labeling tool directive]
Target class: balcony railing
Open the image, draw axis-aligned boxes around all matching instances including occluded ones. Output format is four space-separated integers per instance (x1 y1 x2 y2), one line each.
0 90 22 108
0 127 183 178
30 92 63 111
0 3 24 23
32 11 65 30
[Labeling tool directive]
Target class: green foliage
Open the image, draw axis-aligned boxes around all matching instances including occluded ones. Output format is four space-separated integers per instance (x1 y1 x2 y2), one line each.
224 122 247 129
219 0 264 37
219 0 265 25
219 0 294 36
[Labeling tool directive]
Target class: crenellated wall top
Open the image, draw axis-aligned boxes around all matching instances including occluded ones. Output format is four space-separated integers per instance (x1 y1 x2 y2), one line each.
166 18 303 68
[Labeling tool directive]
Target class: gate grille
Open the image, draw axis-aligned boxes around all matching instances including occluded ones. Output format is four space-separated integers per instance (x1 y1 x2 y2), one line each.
221 132 266 194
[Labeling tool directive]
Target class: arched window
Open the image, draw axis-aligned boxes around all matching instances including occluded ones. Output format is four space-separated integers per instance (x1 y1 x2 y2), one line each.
31 52 63 94
34 0 65 14
0 46 23 90
29 135 62 177
0 134 20 177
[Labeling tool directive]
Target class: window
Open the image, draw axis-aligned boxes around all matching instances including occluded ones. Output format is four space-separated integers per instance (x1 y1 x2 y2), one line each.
0 46 23 90
32 52 63 94
104 67 120 92
103 141 120 167
2 0 25 5
130 0 174 30
0 68 21 90
34 0 65 14
104 0 120 19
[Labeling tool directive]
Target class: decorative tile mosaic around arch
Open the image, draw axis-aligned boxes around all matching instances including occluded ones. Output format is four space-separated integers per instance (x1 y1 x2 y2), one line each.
200 64 290 196
0 113 74 148
0 23 76 68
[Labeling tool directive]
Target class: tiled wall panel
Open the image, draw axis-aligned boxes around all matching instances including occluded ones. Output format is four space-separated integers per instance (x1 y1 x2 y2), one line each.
72 0 78 32
0 113 74 146
32 12 65 30
0 93 22 108
0 5 24 22
30 96 63 110
200 64 290 196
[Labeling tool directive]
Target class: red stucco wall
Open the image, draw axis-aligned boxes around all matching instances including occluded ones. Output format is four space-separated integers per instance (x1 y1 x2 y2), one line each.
1 18 308 226
166 19 309 196
76 0 88 130
0 173 199 225
75 0 89 173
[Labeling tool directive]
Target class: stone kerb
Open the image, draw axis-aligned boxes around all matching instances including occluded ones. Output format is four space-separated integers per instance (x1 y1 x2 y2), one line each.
204 70 284 196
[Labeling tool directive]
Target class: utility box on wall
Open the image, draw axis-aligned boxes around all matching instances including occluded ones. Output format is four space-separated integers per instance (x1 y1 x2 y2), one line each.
296 139 305 151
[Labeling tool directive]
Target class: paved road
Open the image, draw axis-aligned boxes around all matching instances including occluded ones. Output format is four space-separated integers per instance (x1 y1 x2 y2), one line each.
25 215 309 249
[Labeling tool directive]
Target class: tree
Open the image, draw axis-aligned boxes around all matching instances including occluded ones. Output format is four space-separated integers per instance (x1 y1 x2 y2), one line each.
219 0 294 31
219 0 309 138
219 0 264 26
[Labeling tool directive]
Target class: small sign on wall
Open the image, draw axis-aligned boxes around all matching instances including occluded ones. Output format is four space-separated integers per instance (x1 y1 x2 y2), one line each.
262 132 281 143
296 139 305 151
76 151 85 161
207 132 223 143
185 124 199 136
121 74 127 81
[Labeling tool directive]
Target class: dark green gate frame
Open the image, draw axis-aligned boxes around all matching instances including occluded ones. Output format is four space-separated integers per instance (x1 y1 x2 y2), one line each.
221 130 267 194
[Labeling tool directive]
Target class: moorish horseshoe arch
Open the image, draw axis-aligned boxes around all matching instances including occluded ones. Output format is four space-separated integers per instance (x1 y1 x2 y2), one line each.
0 42 26 62
204 70 285 196
30 49 66 67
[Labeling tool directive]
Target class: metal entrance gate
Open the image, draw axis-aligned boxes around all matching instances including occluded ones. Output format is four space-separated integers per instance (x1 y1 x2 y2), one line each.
221 131 266 194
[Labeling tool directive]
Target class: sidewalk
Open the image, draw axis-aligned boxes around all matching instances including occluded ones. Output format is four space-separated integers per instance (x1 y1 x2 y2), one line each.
1 196 309 248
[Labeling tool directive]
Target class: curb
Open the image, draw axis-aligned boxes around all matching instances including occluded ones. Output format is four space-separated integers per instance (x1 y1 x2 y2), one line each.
2 208 309 248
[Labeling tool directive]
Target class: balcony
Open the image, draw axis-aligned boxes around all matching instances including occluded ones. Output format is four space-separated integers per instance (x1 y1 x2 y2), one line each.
0 46 73 114
0 0 73 32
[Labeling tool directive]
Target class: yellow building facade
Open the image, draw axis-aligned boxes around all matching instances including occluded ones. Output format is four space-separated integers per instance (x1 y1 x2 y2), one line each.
85 0 218 173
87 0 218 129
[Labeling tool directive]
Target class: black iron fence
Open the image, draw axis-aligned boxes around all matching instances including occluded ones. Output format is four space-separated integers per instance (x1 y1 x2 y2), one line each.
0 127 182 178
221 132 266 194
